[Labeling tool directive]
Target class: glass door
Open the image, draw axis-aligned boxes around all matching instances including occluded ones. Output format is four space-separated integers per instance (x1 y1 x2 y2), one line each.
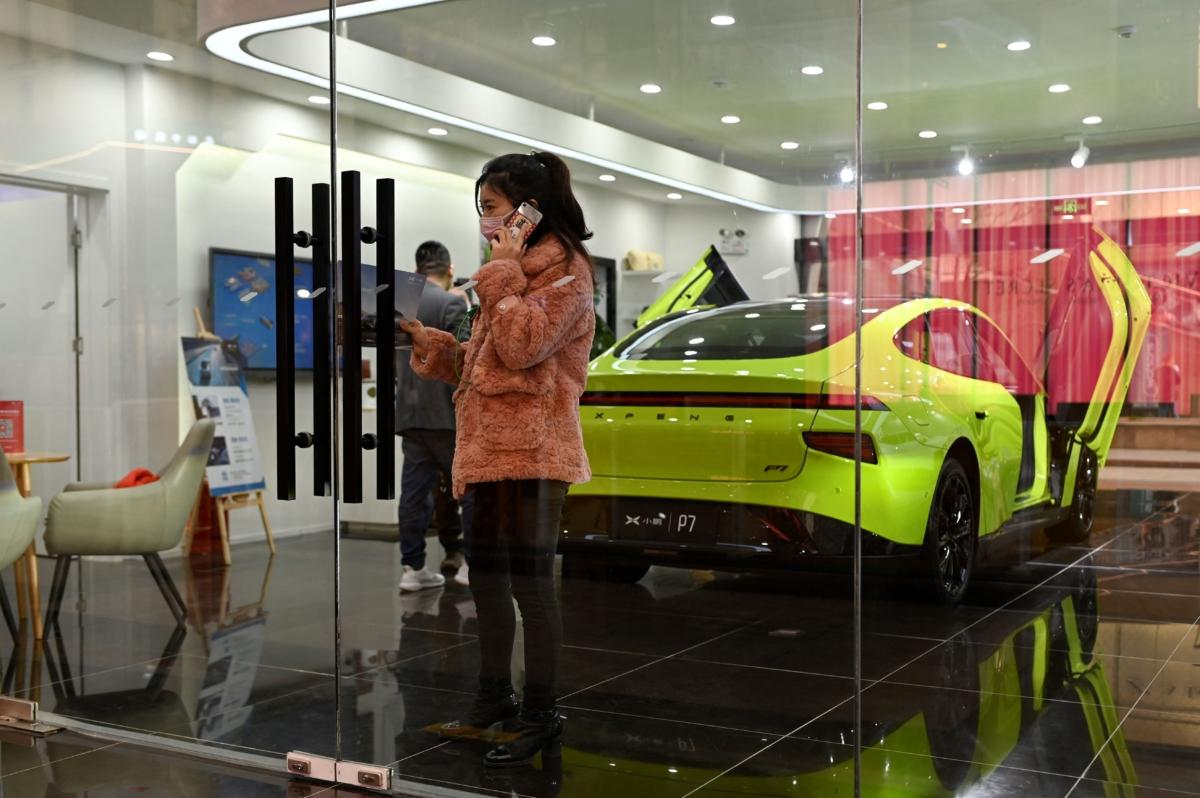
0 0 341 778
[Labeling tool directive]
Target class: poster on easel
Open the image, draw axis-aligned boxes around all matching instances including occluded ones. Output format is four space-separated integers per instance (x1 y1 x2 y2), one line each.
181 337 266 497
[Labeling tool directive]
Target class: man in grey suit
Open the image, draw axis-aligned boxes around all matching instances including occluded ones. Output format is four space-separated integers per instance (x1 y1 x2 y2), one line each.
396 241 474 592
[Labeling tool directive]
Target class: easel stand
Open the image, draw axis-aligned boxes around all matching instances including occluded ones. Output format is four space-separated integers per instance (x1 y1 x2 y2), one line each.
186 308 276 566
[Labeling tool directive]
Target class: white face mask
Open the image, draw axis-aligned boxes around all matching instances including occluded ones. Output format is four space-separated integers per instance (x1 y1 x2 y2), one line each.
479 209 514 242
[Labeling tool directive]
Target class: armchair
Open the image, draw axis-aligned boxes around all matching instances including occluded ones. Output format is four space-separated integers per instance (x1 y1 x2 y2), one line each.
43 420 215 629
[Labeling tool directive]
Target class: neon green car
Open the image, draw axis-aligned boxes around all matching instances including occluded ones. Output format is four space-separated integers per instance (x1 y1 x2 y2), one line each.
561 229 1150 603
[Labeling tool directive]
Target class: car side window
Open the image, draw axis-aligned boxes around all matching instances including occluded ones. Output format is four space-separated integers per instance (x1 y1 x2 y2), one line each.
894 314 929 363
928 309 977 378
972 313 1041 395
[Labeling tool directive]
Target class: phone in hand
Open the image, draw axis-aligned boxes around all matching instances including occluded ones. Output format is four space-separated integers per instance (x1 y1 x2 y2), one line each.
507 202 542 243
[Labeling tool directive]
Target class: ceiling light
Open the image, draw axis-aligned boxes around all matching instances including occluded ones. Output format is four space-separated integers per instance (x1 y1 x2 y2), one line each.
296 288 312 299
867 101 888 110
1030 248 1065 264
780 141 800 150
957 155 975 176
1082 115 1102 125
308 95 330 105
1007 40 1031 51
1062 214 1074 220
147 51 174 62
1176 242 1200 257
918 130 938 139
952 207 965 214
1048 83 1071 93
531 35 556 47
961 218 973 224
1070 143 1090 169
1095 199 1110 206
1180 208 1192 214
801 65 824 76
710 14 736 26
811 324 827 332
839 164 856 184
936 42 948 49
892 259 922 276
427 127 448 136
639 83 662 94
598 173 616 182
720 115 741 124
824 212 837 219
667 192 683 200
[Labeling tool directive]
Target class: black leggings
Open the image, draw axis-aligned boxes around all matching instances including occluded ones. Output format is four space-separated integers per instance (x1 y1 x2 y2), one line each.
469 479 568 711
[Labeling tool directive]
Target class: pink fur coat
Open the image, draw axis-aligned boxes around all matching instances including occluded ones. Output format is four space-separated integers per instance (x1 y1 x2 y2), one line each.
411 235 595 497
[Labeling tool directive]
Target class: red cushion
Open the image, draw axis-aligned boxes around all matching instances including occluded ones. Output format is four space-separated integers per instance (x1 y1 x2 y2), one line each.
114 468 159 489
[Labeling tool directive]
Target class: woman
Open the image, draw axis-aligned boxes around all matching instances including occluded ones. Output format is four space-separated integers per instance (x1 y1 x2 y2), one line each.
400 151 595 767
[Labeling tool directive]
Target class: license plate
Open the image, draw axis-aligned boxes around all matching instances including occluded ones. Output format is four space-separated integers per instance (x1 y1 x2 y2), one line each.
614 501 721 545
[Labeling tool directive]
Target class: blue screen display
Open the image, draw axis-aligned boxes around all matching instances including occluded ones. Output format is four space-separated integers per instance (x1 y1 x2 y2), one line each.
210 250 315 370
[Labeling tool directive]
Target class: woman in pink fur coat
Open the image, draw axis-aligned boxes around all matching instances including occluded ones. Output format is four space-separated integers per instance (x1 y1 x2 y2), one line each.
400 151 595 767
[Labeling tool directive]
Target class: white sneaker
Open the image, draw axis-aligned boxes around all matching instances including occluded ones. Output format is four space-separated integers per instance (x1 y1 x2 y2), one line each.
453 563 469 587
399 565 446 593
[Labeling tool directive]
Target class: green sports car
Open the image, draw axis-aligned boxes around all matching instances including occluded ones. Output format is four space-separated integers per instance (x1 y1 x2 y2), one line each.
561 228 1150 603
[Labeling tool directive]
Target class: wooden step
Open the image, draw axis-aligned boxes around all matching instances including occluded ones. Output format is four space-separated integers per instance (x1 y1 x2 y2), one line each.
1113 418 1200 452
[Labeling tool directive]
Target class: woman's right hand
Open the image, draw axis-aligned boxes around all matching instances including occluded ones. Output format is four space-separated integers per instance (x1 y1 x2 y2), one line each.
398 317 430 359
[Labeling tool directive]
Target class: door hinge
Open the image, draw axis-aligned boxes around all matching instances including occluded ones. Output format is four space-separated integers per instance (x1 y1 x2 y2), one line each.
71 227 83 249
0 697 64 737
286 752 392 792
72 337 84 355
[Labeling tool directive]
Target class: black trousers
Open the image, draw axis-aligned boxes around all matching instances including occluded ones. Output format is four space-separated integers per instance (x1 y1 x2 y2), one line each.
469 479 568 711
397 430 474 569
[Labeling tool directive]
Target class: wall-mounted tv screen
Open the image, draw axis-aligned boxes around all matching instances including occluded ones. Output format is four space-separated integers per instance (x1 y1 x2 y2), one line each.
210 249 315 371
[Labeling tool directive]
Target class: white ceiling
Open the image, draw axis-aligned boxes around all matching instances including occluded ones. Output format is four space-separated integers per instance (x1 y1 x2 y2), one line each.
347 0 1200 182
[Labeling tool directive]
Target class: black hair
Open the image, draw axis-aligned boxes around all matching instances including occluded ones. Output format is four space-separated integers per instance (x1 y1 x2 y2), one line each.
414 240 451 276
475 151 592 259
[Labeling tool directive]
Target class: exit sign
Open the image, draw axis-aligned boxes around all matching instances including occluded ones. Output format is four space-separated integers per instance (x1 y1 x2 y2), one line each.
1053 198 1091 215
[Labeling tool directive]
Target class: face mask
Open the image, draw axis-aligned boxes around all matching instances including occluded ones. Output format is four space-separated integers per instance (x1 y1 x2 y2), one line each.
479 209 514 242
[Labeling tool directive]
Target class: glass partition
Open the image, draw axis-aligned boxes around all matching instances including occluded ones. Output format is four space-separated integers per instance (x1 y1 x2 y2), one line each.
0 0 340 770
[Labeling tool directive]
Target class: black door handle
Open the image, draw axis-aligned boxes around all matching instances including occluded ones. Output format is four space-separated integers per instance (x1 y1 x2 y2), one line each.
341 170 363 504
374 178 396 500
311 183 332 497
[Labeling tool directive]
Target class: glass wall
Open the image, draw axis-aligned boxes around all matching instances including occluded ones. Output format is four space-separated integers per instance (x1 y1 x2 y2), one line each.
1 1 1197 796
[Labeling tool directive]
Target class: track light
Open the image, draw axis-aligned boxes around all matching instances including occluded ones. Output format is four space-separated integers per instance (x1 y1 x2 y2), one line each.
1071 143 1090 169
957 155 975 176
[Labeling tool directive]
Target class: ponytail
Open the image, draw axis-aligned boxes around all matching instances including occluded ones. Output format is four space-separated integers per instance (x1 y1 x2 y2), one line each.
476 151 592 260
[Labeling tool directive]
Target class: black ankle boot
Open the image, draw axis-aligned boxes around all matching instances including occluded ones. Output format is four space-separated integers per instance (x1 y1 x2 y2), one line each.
483 706 562 768
436 681 519 740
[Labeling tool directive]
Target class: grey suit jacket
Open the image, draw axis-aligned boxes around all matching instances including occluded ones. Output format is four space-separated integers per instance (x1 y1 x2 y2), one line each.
395 283 468 432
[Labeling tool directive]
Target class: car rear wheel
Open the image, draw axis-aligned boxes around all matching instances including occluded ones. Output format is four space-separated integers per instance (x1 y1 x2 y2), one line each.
561 556 650 584
923 458 977 606
1047 446 1098 544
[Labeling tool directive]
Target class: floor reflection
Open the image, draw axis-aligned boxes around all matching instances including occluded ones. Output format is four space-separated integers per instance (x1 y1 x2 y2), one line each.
0 489 1195 796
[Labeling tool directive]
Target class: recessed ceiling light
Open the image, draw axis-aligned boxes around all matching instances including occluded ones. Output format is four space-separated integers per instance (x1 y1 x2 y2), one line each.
598 174 616 182
957 156 975 176
1082 115 1102 125
918 130 938 139
936 42 948 49
801 65 824 76
1095 199 1110 206
952 207 966 214
839 165 856 184
1180 208 1192 215
639 83 662 94
780 141 800 150
961 218 973 224
531 35 556 47
1062 214 1075 220
867 101 888 110
147 51 174 62
1007 40 1031 51
308 95 330 105
710 14 736 26
720 115 741 124
427 127 448 136
667 192 683 200
1048 83 1071 93
824 212 837 219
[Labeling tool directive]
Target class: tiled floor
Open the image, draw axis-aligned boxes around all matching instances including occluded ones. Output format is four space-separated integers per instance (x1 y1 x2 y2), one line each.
0 488 1197 796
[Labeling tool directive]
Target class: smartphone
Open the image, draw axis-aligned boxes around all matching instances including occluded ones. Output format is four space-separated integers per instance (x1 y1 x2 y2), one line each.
507 202 543 243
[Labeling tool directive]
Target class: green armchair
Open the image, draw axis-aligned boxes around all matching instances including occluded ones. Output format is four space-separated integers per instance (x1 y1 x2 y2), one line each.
0 448 42 638
43 419 215 630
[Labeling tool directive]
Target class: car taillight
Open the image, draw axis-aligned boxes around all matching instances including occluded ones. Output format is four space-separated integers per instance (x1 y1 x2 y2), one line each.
803 431 879 464
580 392 889 410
